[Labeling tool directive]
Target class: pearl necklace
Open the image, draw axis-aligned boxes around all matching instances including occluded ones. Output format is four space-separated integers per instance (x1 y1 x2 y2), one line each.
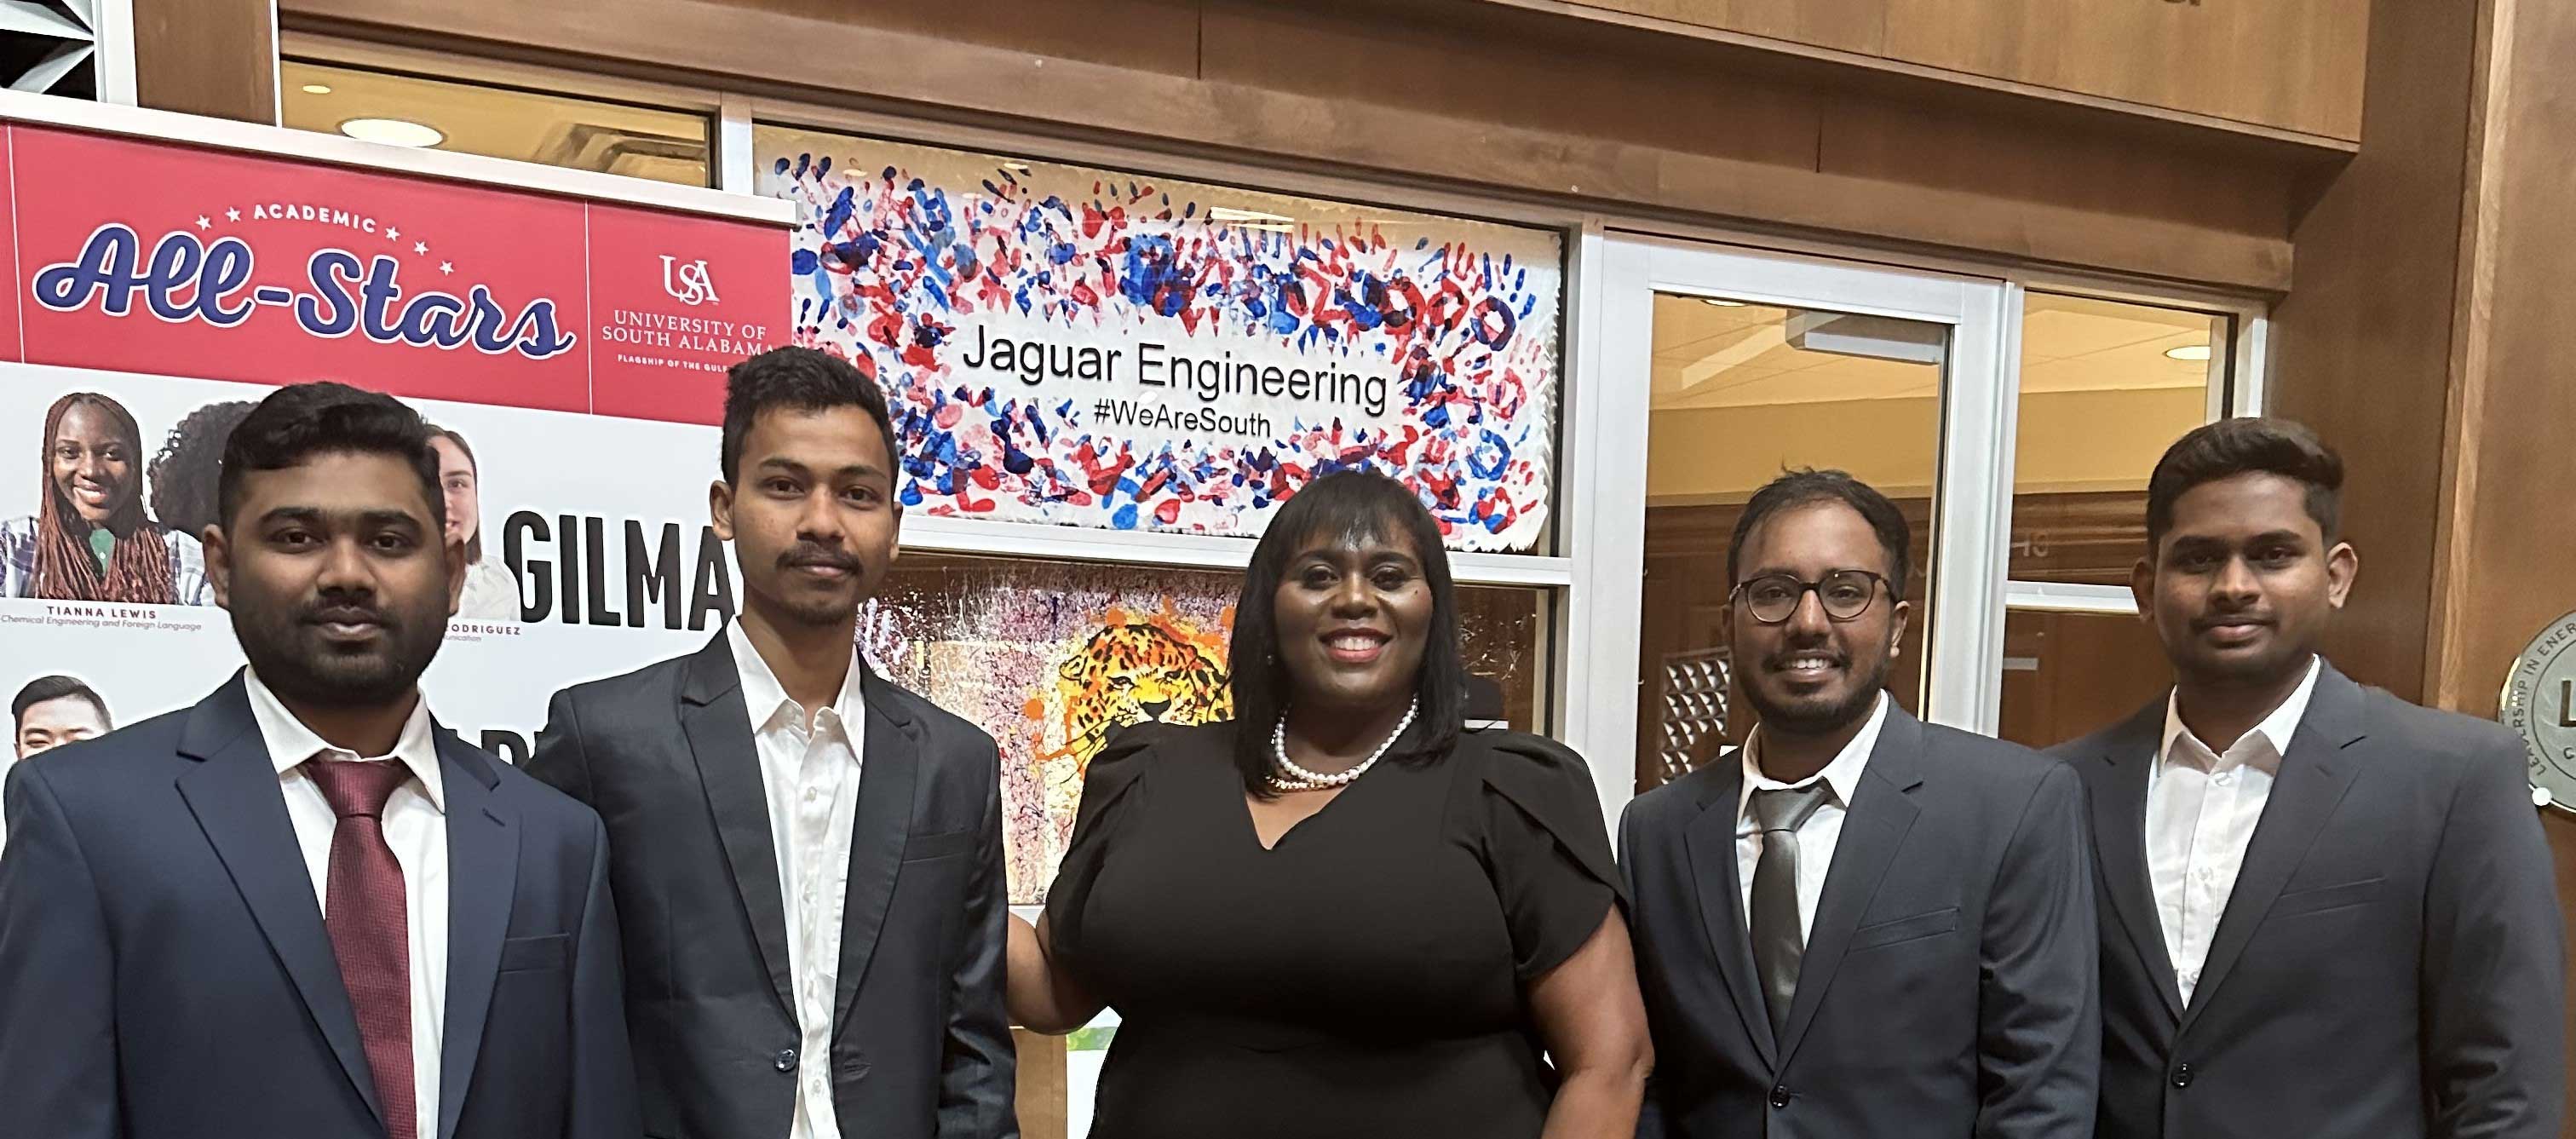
1268 698 1419 793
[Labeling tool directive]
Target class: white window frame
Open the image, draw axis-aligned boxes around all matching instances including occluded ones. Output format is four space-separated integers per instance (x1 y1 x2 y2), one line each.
1992 276 2269 728
1588 234 2015 817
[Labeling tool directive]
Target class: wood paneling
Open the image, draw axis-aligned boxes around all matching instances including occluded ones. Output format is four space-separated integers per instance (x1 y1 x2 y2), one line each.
1883 0 2367 141
134 0 278 124
1997 609 2169 750
1549 0 2367 141
279 0 2323 291
2268 0 2482 703
1570 0 1888 55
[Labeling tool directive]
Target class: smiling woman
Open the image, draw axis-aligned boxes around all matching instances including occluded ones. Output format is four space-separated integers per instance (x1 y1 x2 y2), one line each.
1002 470 1653 1139
0 392 216 605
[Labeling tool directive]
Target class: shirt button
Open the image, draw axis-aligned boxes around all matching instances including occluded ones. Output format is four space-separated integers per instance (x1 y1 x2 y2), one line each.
2172 1062 2194 1088
805 788 820 802
1769 1085 1791 1108
775 1048 799 1073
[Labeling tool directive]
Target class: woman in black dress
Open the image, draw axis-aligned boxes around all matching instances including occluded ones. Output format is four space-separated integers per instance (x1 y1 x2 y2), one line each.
1007 471 1651 1138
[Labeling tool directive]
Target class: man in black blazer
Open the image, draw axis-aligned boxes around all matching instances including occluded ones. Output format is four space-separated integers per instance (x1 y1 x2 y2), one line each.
527 348 1015 1139
0 383 637 1139
1623 470 2097 1138
2054 418 2562 1139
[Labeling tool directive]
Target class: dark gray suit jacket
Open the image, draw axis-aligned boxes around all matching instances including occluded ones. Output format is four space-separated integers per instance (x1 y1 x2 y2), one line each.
1622 703 2099 1138
2052 662 2565 1139
0 673 638 1139
527 630 1016 1139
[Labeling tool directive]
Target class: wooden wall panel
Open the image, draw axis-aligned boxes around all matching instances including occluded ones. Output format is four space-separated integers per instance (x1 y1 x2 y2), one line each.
1567 0 1888 55
1883 0 2367 141
133 0 279 124
1548 0 2367 141
280 0 2317 291
2268 0 2481 703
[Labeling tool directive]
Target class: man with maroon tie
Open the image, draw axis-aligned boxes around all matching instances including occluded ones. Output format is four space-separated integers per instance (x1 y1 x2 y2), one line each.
0 382 638 1139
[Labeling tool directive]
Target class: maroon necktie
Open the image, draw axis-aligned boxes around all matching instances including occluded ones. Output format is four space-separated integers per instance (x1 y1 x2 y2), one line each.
308 758 417 1139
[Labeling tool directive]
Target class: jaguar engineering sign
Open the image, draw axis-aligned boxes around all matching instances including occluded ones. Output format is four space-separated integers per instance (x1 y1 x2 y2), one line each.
5 122 785 425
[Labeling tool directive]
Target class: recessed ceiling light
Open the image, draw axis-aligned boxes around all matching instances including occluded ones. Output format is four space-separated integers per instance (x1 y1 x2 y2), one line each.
301 83 332 95
1702 298 1747 308
2165 344 2214 362
339 118 444 148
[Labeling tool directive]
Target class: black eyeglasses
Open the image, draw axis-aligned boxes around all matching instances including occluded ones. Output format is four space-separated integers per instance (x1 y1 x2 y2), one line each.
1730 570 1891 625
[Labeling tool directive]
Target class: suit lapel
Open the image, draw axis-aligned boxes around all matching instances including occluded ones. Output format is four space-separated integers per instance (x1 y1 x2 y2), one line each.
173 675 385 1130
1680 754 1776 1067
2180 664 2369 1030
1778 708 1923 1065
2089 700 2185 1023
681 632 797 1020
831 671 923 1040
436 732 519 1139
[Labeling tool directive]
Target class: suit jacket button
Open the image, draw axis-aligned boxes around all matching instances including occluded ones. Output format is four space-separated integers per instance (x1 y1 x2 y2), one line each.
776 1049 799 1073
1769 1085 1791 1108
2171 1062 2193 1089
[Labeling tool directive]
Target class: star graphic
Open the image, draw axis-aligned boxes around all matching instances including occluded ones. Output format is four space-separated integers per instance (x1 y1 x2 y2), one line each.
195 216 210 230
414 241 428 256
225 207 240 222
439 262 454 275
385 226 400 242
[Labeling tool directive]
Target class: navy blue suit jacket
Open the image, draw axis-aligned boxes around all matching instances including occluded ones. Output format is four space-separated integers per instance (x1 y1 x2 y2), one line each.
0 673 640 1139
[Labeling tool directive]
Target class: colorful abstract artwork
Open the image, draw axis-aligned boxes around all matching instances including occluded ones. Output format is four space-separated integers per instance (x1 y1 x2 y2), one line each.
756 127 1565 552
865 553 1543 903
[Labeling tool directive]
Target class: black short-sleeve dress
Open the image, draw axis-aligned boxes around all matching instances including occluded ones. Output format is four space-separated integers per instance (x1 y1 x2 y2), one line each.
1042 719 1623 1139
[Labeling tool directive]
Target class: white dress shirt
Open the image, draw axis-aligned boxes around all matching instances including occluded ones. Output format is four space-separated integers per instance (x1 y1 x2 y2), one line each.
246 669 446 1139
2147 655 2321 1004
1735 693 1889 941
728 619 868 1139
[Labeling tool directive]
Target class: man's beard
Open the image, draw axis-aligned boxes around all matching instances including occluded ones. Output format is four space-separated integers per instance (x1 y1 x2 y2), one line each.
232 590 446 710
1742 651 1892 737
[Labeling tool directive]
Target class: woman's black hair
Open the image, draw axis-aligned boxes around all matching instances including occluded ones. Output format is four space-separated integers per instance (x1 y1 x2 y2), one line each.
1228 470 1467 797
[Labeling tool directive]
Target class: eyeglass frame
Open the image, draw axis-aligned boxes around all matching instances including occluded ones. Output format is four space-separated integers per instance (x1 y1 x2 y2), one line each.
1727 568 1895 625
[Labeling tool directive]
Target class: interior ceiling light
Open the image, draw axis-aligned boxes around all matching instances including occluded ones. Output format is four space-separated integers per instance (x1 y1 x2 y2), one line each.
301 83 332 95
339 118 444 148
2165 344 2214 362
1702 298 1747 308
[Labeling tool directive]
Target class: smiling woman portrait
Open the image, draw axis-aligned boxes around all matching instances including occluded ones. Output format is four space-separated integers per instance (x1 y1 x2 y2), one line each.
0 392 214 604
1004 470 1652 1139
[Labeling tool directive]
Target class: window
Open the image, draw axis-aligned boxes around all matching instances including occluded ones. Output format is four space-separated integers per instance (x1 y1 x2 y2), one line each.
279 60 714 187
1996 292 2244 746
1636 293 1946 785
2009 295 2231 585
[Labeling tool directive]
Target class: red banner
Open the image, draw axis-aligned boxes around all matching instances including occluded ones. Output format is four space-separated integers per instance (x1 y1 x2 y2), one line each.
9 124 785 424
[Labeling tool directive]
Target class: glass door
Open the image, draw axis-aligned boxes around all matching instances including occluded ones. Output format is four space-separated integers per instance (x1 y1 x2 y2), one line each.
1574 235 2012 799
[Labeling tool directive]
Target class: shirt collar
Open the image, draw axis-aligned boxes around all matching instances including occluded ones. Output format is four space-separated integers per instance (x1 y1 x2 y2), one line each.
2160 653 2322 774
725 618 865 738
1740 692 1889 815
244 668 445 813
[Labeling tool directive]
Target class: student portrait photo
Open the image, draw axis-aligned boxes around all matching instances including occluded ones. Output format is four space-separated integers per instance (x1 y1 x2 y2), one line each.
0 392 216 605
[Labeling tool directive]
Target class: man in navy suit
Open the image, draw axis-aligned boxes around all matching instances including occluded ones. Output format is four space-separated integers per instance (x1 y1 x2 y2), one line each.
0 383 639 1139
2055 418 2562 1139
